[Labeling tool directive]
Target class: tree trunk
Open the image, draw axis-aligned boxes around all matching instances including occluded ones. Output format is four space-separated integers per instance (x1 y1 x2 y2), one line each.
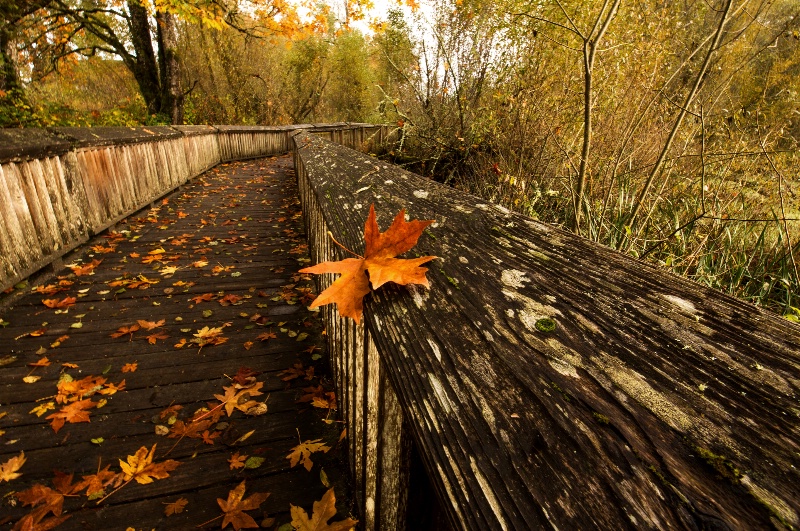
127 0 161 116
0 20 22 92
156 10 183 124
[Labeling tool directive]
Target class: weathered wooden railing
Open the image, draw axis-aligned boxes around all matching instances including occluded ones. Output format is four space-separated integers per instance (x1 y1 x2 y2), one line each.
293 131 800 530
0 123 386 293
3 123 799 530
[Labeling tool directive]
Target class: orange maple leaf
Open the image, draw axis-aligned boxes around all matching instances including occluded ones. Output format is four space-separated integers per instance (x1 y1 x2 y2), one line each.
70 259 102 276
119 444 179 484
228 452 247 470
41 297 76 309
217 480 270 530
121 363 138 373
290 488 358 531
299 205 436 323
46 399 94 433
137 319 165 330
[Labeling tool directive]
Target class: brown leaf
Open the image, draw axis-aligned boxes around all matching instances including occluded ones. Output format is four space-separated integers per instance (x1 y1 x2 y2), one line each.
279 362 314 382
0 451 26 482
118 444 179 484
146 331 169 344
46 399 94 433
299 205 436 323
164 497 188 516
290 488 358 531
168 419 212 440
41 297 76 309
111 324 140 340
256 330 276 342
217 480 270 530
11 509 70 531
191 293 215 304
287 439 330 472
76 465 117 497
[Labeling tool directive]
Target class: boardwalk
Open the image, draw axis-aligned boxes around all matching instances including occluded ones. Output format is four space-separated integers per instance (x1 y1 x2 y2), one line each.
0 155 355 530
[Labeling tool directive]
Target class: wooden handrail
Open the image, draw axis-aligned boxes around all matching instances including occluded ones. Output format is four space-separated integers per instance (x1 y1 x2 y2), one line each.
293 131 800 530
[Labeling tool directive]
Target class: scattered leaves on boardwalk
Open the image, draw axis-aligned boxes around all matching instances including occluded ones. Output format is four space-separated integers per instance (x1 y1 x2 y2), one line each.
0 157 356 530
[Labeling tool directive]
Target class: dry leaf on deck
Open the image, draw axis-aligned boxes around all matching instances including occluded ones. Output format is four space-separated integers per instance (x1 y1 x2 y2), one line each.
217 480 270 530
0 451 26 482
119 444 179 484
290 488 358 531
287 439 330 472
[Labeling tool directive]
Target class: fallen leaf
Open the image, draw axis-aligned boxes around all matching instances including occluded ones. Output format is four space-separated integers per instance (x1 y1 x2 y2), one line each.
46 399 94 433
30 402 56 417
228 452 247 470
23 375 42 384
137 319 165 330
0 451 26 482
299 205 436 323
244 456 265 469
111 324 140 340
287 439 330 472
214 382 264 417
280 362 314 382
121 363 138 373
290 488 358 531
146 331 169 344
201 430 220 445
256 330 277 342
217 480 270 530
192 293 215 305
70 260 102 276
164 497 188 516
77 465 118 497
42 297 76 309
119 444 180 484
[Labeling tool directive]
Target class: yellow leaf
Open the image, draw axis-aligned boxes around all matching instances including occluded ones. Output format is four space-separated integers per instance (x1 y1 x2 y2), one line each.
0 451 26 482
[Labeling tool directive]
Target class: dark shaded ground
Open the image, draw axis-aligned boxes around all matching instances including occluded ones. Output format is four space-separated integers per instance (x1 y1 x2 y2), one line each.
0 155 355 530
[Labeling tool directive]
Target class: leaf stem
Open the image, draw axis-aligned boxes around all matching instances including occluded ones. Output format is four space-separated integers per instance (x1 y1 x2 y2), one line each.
196 514 223 528
327 231 363 259
96 478 131 505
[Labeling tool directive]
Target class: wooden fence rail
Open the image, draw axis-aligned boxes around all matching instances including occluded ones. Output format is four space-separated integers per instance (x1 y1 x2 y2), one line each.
293 131 800 530
0 123 385 294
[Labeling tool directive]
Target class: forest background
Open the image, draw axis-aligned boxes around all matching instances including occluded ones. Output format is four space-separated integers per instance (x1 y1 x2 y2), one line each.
2 0 800 317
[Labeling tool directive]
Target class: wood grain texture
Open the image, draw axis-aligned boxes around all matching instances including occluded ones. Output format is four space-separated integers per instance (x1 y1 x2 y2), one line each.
293 132 800 530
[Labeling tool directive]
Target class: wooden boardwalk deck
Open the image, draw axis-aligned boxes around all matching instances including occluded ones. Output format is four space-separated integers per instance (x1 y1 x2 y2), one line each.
0 155 355 530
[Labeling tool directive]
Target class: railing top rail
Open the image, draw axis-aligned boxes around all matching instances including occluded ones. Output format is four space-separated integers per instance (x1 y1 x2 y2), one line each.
293 132 800 530
0 123 384 163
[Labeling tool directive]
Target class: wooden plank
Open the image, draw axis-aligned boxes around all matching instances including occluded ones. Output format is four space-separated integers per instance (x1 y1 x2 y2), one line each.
294 133 800 530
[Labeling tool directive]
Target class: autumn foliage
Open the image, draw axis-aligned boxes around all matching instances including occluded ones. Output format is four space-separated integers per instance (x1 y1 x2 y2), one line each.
300 205 436 322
